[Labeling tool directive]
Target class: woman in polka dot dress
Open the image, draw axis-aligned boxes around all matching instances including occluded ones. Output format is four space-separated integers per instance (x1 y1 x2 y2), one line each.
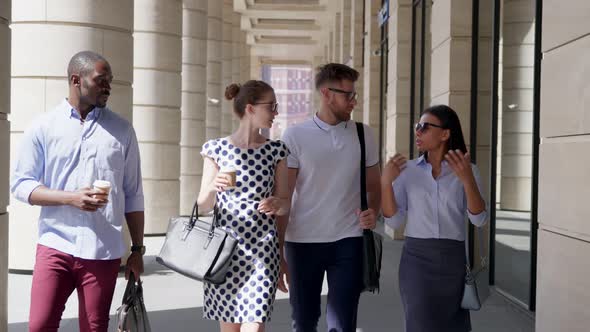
196 80 290 332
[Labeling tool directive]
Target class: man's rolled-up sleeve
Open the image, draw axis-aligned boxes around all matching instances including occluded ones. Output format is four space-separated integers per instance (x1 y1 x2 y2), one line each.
123 128 144 213
11 124 45 204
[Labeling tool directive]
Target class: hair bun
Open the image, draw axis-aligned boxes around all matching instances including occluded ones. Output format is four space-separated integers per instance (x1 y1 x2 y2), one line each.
225 83 240 100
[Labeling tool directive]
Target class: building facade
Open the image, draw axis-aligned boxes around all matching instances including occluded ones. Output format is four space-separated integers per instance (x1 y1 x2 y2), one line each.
1 1 589 331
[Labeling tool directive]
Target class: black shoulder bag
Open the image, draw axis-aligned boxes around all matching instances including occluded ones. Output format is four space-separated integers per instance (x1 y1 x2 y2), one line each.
356 122 383 293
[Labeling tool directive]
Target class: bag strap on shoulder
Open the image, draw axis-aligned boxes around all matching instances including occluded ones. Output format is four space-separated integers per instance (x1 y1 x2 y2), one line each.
356 122 368 211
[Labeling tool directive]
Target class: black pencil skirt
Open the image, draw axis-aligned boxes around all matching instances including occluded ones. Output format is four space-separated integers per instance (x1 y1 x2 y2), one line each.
399 237 471 332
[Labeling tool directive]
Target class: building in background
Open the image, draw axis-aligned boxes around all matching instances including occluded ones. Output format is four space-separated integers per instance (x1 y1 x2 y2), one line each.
262 64 313 139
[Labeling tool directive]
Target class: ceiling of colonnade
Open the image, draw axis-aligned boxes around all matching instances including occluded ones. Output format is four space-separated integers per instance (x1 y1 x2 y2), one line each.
234 0 337 64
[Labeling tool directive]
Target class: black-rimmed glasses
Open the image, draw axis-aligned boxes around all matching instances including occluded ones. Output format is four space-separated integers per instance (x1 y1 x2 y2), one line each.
254 102 279 113
328 87 358 102
415 122 445 133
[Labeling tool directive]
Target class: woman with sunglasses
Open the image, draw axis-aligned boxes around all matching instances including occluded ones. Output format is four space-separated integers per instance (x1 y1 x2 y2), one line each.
381 105 487 332
197 80 290 332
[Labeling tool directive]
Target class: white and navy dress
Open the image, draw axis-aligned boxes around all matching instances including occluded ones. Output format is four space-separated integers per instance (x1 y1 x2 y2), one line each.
200 137 289 323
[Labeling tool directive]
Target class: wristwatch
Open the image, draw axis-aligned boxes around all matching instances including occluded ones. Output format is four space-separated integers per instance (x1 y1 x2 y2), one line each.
131 245 146 255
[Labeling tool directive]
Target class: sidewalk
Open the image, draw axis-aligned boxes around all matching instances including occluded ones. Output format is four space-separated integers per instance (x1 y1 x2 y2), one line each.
8 231 535 331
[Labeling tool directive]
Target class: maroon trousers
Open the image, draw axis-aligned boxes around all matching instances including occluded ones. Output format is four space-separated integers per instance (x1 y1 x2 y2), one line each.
29 244 120 332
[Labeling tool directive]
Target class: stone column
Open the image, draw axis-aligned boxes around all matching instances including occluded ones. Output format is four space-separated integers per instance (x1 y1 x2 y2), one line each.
133 0 182 234
206 0 222 139
250 56 261 80
180 0 208 215
241 32 251 81
0 0 9 328
220 0 233 137
340 0 351 64
350 0 364 121
328 30 334 62
384 0 412 239
231 12 241 131
363 0 382 134
311 55 323 115
499 0 535 211
334 12 341 63
536 2 590 330
9 0 134 270
430 0 472 133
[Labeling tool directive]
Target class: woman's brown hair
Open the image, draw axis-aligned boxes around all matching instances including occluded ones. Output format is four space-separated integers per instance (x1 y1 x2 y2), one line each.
224 80 274 118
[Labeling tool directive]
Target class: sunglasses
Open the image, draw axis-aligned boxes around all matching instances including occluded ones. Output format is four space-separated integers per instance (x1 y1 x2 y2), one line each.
414 122 445 133
253 102 279 113
328 87 358 102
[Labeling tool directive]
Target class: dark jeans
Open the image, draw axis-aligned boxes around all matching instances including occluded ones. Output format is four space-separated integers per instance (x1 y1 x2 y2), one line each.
285 237 364 332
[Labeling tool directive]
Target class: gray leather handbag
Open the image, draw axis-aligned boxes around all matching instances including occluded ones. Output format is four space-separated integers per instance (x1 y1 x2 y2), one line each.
156 201 237 284
115 272 152 332
461 225 487 310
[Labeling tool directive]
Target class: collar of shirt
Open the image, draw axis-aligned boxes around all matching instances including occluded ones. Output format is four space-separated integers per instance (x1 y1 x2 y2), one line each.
416 154 453 177
313 113 350 132
62 99 102 122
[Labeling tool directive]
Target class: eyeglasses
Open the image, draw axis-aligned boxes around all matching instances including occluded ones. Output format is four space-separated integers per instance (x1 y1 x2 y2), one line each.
253 102 279 113
414 122 445 133
328 87 358 102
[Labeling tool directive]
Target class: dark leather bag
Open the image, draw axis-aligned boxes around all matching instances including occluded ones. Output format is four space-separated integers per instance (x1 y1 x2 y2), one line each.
356 122 383 293
115 272 152 332
156 201 238 284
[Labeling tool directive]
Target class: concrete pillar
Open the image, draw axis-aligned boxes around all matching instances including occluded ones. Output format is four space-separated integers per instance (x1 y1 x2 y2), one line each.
429 0 472 134
311 56 323 115
499 0 535 211
0 1 9 328
133 0 182 234
384 0 412 239
350 0 364 121
250 56 261 80
334 12 341 63
239 32 246 82
220 0 233 137
180 0 208 215
363 0 381 133
328 31 334 62
536 2 590 330
231 12 241 131
9 0 134 270
206 0 222 140
340 0 351 64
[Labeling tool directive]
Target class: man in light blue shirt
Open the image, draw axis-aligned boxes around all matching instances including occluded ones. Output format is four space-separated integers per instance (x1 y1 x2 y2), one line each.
11 51 145 332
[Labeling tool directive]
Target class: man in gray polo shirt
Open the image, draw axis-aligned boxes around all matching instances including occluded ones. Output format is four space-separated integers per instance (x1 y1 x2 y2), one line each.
278 63 381 332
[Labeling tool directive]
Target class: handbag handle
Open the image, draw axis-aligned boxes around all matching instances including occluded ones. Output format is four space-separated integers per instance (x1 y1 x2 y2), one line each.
188 199 220 236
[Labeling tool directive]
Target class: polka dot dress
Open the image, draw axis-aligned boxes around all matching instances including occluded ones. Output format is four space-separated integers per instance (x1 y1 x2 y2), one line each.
200 137 289 323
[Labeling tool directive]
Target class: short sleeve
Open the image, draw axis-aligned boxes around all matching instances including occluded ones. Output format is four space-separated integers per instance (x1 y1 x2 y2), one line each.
200 139 220 161
363 124 379 167
281 128 299 168
274 140 290 163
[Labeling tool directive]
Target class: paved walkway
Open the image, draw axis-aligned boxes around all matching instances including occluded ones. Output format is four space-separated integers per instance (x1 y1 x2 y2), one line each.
8 229 535 331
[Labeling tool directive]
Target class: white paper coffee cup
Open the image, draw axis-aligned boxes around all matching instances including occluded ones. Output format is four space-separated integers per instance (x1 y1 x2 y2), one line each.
92 180 111 197
219 166 237 189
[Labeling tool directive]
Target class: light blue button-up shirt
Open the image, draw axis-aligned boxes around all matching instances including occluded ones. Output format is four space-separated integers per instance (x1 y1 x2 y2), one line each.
384 155 487 241
11 99 144 260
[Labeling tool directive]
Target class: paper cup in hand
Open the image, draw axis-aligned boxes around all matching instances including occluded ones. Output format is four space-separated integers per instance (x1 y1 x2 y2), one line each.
219 166 237 190
92 180 111 199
